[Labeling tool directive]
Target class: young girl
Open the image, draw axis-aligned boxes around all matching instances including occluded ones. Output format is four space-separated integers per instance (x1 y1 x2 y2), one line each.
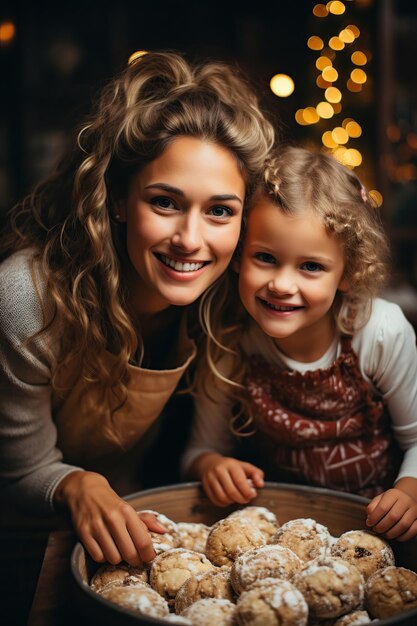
183 145 417 542
0 50 275 567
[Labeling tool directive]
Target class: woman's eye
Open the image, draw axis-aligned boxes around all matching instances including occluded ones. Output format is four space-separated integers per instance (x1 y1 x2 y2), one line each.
151 196 176 210
301 261 322 272
209 205 233 218
255 252 276 264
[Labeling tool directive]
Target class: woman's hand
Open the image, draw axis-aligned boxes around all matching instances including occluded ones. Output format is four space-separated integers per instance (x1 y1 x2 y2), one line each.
192 452 264 507
366 486 417 542
54 471 168 564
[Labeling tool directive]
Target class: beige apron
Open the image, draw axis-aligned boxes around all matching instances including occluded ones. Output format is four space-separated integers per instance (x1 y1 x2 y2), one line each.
52 318 196 473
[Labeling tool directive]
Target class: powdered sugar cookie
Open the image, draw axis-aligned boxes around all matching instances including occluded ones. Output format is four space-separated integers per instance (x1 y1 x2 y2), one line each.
235 578 308 626
100 582 169 618
230 544 302 594
90 562 148 592
271 517 332 562
205 516 265 567
333 609 372 625
150 548 214 605
227 506 279 542
176 522 211 553
331 529 395 580
365 565 417 619
137 509 180 554
175 568 234 613
293 556 364 619
180 598 236 625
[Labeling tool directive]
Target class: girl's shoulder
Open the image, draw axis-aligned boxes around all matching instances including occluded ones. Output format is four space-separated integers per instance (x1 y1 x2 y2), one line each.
353 297 415 349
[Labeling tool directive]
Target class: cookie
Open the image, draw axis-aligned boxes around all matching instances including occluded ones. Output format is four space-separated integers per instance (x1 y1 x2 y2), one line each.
205 516 265 566
230 544 302 594
100 582 169 617
271 518 333 562
331 529 395 580
227 506 279 542
180 598 236 625
149 548 214 605
175 568 234 613
90 562 148 592
293 556 364 619
235 578 308 626
176 522 211 554
365 565 417 619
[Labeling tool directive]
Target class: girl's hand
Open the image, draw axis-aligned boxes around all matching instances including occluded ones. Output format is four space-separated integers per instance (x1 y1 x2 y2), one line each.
54 471 168 564
366 488 417 541
196 453 264 507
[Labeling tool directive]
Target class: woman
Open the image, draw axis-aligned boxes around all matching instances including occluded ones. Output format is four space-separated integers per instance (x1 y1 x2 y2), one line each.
0 51 275 566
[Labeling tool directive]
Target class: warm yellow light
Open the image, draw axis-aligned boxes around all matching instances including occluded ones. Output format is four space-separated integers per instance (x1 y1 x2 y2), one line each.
0 20 15 44
316 56 332 71
351 68 367 84
270 74 295 97
333 147 348 163
328 1 346 15
322 131 338 148
345 148 362 167
316 101 334 119
128 50 148 64
347 24 360 38
313 4 329 17
347 79 362 92
325 86 342 103
294 109 306 126
329 37 345 51
345 121 362 138
308 36 324 51
295 109 308 126
322 66 338 82
332 102 342 114
342 118 353 128
332 127 349 144
351 51 367 65
369 190 383 207
316 76 331 89
339 29 355 44
303 107 320 124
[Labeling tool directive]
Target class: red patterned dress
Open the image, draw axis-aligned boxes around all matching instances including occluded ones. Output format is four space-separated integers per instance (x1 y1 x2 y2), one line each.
244 336 401 498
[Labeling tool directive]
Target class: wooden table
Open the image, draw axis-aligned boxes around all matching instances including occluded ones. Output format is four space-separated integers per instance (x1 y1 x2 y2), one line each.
28 529 89 626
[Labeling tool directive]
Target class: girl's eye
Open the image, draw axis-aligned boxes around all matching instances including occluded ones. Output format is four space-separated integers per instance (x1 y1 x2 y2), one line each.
301 261 323 272
209 205 233 218
255 252 276 264
151 196 176 210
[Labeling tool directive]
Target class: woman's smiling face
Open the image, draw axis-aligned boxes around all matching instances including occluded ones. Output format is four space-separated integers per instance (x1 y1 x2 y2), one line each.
119 136 246 315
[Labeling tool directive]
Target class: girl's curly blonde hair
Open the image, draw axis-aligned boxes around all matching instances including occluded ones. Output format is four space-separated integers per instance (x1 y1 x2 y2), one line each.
199 145 390 435
0 51 275 440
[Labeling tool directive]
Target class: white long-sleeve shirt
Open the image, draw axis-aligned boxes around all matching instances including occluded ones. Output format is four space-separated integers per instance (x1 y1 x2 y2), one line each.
182 298 417 484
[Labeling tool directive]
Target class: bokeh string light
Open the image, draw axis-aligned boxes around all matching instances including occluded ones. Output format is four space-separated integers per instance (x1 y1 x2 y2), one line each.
293 0 383 206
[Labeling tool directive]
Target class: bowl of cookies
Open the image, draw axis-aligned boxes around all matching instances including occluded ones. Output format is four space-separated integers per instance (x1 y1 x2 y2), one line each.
71 481 417 626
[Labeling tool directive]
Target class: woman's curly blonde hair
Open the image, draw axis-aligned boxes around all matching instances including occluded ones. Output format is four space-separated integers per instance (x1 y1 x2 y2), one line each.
0 51 275 438
198 144 390 435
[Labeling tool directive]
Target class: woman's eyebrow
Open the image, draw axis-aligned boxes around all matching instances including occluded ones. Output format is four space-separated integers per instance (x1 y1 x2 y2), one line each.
144 183 184 195
144 184 243 205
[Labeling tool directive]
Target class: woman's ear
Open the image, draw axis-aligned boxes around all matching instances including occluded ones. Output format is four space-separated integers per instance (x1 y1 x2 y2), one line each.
113 199 127 222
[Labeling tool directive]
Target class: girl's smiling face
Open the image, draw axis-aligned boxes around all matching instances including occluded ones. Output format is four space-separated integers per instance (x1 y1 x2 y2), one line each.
119 136 245 315
238 195 348 361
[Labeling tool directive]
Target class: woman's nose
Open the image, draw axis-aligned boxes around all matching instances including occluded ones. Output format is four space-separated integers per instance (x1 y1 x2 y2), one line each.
170 211 203 253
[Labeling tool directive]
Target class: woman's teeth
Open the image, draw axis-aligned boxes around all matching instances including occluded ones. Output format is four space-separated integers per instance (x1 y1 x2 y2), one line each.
160 255 205 272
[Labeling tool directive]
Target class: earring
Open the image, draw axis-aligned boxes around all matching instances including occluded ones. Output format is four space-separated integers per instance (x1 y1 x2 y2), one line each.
114 214 121 220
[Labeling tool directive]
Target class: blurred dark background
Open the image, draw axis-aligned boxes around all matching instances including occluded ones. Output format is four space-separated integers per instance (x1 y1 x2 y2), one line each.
1 0 417 322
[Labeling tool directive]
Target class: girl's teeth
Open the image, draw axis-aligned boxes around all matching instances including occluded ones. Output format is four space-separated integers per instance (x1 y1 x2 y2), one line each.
268 303 297 311
160 255 204 272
